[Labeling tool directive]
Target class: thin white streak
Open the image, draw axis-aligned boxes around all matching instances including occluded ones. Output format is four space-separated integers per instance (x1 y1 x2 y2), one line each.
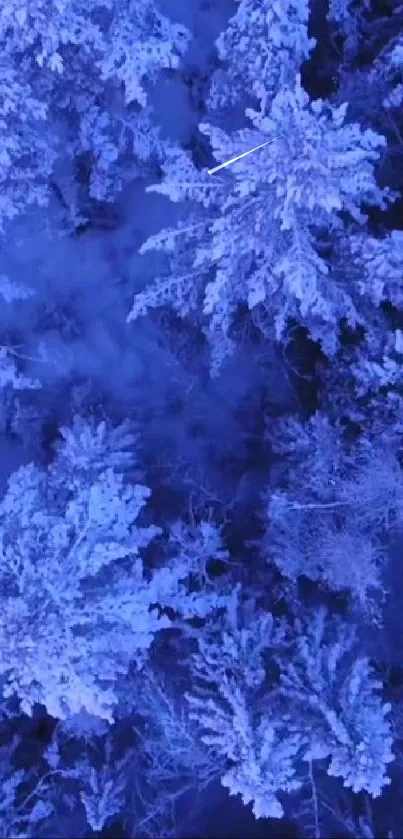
207 139 273 175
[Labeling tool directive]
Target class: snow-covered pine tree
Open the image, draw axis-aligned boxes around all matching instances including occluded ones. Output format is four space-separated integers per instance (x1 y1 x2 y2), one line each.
207 0 315 116
0 416 231 721
278 607 395 796
185 597 303 819
264 412 403 613
129 76 389 372
0 0 191 228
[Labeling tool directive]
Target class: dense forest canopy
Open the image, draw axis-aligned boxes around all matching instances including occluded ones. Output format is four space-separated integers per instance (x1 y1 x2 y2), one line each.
0 1 403 837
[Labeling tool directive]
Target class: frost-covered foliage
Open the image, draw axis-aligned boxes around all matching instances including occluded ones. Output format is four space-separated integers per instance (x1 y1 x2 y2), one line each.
381 38 403 109
55 415 140 478
0 349 41 391
0 447 159 720
332 15 403 194
279 608 395 796
0 732 59 839
0 0 401 833
0 59 57 231
207 0 315 114
185 596 302 819
0 0 190 221
342 327 403 444
0 0 190 102
348 230 403 308
121 668 220 837
40 721 131 834
353 25 403 113
130 76 389 370
195 686 303 819
98 1 191 106
265 413 403 611
352 328 403 403
74 742 129 833
188 590 284 692
77 104 169 203
314 227 403 445
165 519 232 618
318 302 403 444
34 666 220 838
0 415 231 721
0 736 33 838
0 0 104 64
186 599 395 814
0 276 41 391
64 0 191 203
